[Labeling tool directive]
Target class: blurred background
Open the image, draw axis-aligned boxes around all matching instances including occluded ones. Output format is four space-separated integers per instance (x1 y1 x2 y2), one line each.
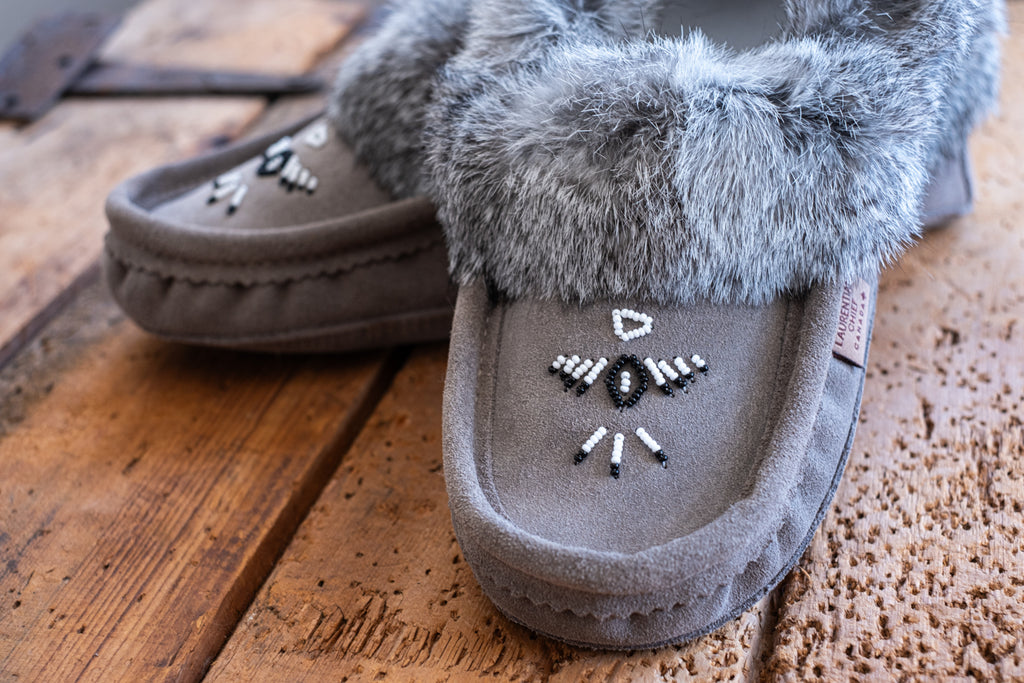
0 0 140 53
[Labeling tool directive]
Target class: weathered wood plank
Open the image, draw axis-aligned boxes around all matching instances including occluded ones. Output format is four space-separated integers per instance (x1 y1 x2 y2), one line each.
0 280 398 681
0 0 363 367
207 345 771 682
0 2 381 678
763 9 1024 680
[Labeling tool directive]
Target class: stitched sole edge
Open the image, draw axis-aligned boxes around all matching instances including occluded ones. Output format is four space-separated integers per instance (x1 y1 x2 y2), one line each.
464 299 876 650
130 305 455 354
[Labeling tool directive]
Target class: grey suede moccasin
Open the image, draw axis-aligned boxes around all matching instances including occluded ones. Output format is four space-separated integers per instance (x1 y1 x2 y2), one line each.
104 0 470 353
430 0 1004 649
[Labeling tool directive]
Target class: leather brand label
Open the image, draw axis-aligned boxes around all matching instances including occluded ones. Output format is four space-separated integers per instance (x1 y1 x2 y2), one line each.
833 279 870 368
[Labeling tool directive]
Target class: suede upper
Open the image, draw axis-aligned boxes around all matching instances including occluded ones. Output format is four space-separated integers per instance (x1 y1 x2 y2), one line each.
424 0 1005 305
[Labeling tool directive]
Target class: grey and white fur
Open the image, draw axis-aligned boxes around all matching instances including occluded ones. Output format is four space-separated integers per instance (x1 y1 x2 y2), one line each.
425 0 1005 304
328 0 470 198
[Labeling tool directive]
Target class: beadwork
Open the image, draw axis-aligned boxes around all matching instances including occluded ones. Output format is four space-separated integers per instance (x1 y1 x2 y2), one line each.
612 308 653 342
577 357 608 395
212 133 322 216
658 359 680 384
573 425 673 478
560 355 580 382
673 356 695 390
605 354 649 411
635 427 668 468
644 357 674 396
610 432 624 479
567 358 595 391
549 343 711 478
302 120 330 149
692 354 709 372
207 172 249 217
575 426 608 464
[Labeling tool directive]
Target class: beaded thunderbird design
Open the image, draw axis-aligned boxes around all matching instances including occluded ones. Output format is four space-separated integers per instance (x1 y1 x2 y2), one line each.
206 120 329 216
547 308 709 479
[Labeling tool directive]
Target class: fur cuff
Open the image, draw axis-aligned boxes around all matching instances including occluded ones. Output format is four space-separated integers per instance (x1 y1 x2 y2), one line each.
329 0 470 198
427 0 1005 304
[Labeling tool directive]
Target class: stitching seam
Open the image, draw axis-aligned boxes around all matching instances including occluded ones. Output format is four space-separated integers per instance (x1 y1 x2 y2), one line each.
106 239 443 287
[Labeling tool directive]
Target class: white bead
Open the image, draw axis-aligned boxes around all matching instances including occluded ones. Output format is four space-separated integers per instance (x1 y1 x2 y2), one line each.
643 358 666 386
209 181 237 201
228 184 248 210
572 359 593 380
265 136 292 157
302 120 329 149
611 433 624 464
659 360 679 381
281 155 301 182
583 357 607 385
635 427 662 453
214 170 242 187
581 427 608 454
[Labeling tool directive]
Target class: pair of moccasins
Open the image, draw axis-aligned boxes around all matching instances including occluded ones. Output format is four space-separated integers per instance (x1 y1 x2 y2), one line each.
104 0 1005 650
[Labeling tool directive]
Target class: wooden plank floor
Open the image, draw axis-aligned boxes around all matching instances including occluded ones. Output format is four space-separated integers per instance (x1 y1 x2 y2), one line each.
1 1 1022 680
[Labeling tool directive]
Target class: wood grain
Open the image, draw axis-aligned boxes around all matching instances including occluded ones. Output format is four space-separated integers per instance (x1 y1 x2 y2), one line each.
0 1 383 679
2 1 1020 680
0 0 363 367
0 281 397 681
762 9 1024 680
206 345 772 682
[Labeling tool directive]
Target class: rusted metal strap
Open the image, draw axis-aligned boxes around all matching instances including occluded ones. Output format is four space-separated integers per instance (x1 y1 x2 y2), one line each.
0 13 120 122
0 12 324 123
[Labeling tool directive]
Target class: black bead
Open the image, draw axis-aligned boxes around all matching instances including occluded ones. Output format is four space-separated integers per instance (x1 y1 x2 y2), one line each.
610 463 620 479
574 450 588 465
257 150 291 176
548 366 558 374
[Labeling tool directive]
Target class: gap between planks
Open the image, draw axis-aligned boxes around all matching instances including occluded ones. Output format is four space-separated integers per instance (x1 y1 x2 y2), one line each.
0 277 414 681
187 345 413 680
